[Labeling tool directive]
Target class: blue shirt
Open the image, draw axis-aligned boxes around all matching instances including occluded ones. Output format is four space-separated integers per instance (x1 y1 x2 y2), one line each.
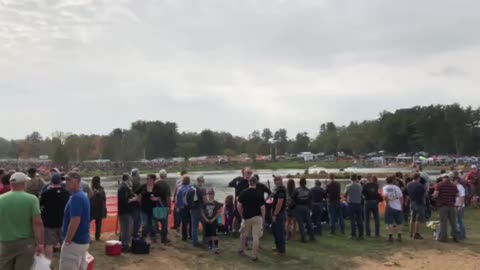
62 191 91 244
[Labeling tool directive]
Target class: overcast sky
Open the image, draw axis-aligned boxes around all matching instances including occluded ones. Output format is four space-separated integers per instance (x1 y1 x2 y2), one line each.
1 0 479 140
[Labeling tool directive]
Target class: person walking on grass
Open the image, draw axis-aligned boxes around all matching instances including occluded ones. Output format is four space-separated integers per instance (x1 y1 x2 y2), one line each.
326 173 345 235
90 176 107 241
433 174 458 242
59 171 91 270
238 176 265 262
363 175 381 237
383 176 404 242
271 175 287 255
40 173 70 260
292 177 315 242
201 189 223 254
406 173 426 240
0 172 45 270
345 174 364 240
286 179 297 240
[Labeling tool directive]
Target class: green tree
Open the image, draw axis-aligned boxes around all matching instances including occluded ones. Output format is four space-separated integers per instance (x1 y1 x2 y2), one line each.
294 132 310 153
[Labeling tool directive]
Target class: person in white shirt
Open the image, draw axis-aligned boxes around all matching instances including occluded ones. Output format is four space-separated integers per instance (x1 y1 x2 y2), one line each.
382 176 404 242
453 176 466 240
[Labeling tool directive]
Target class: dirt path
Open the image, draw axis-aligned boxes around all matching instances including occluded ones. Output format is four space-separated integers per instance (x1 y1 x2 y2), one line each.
354 248 480 270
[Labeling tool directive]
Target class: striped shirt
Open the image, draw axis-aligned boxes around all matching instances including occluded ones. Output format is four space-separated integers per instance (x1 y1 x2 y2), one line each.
435 180 458 207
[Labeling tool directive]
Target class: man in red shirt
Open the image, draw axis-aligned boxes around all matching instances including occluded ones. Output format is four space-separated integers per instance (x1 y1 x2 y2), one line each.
433 174 458 242
0 174 11 195
466 165 480 206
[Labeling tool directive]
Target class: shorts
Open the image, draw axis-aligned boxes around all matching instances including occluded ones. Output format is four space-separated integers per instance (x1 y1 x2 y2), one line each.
240 216 263 239
204 222 218 237
385 206 403 225
45 227 62 246
410 203 426 223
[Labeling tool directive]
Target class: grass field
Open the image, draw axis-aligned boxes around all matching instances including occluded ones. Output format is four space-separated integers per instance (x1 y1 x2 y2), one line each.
87 208 480 270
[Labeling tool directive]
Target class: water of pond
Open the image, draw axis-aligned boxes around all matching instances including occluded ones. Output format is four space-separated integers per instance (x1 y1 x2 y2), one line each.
95 167 440 203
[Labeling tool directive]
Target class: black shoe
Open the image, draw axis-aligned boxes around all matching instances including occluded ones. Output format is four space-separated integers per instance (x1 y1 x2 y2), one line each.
387 235 394 242
251 257 259 262
309 236 316 241
414 234 424 240
397 234 402 242
453 238 459 243
359 236 365 241
122 247 131 253
161 239 171 244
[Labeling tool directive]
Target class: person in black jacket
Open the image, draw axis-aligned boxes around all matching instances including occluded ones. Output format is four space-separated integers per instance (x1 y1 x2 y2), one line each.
292 177 315 242
90 176 107 241
311 180 327 236
117 174 138 252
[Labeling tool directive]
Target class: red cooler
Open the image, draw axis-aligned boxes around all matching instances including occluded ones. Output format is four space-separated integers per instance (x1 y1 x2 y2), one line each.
105 240 122 256
86 252 95 270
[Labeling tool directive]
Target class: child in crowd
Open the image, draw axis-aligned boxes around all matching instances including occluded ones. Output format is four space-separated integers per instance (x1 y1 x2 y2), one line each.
202 189 223 254
224 195 235 235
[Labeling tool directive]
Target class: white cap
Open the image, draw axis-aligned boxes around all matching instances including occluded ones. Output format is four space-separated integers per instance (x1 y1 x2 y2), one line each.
472 165 478 169
9 172 31 184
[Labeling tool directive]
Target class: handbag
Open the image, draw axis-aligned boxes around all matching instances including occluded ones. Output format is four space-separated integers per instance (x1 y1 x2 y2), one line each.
131 238 150 254
153 201 168 220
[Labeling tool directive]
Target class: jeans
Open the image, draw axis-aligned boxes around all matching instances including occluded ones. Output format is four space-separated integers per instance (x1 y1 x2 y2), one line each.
180 208 192 240
191 208 204 245
438 206 457 242
93 218 102 241
119 214 132 248
156 217 169 242
141 212 156 240
364 200 380 237
294 205 314 241
456 207 466 240
349 203 364 237
328 202 345 234
311 204 324 235
131 208 141 238
272 211 286 253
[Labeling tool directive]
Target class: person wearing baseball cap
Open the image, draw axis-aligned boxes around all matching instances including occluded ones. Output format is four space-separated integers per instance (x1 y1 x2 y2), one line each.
40 173 70 260
0 172 45 270
59 171 91 270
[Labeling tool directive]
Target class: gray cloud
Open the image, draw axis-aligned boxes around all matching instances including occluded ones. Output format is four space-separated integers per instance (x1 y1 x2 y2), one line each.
1 0 480 139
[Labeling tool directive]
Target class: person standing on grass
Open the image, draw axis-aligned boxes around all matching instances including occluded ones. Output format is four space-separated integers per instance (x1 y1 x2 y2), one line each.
130 169 142 237
311 180 327 236
345 174 364 240
40 173 70 260
383 176 404 242
201 189 223 254
326 173 345 235
0 172 45 270
117 173 137 252
90 176 107 241
452 176 466 240
59 171 91 270
228 168 250 235
154 169 172 244
292 177 315 242
406 173 426 240
26 167 46 198
363 175 380 237
433 174 458 242
271 175 287 255
286 179 297 240
188 176 207 247
173 169 188 230
137 174 159 243
238 176 265 262
224 195 235 235
0 174 11 195
176 175 194 241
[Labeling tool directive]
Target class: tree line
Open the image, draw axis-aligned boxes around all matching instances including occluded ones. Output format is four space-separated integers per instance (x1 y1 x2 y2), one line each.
0 104 479 165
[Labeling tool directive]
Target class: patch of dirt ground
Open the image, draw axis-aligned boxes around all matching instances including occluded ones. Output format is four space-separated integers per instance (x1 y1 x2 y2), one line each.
354 249 480 270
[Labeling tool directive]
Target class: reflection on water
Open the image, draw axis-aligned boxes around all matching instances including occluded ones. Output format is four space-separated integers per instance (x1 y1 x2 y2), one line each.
96 167 440 203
